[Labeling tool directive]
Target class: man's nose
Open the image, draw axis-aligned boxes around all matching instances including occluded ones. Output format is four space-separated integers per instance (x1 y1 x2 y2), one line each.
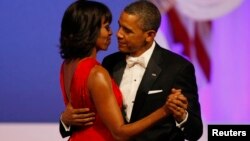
116 28 123 39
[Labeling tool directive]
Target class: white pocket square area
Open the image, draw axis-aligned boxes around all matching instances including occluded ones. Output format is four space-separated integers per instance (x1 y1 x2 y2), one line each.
148 90 163 94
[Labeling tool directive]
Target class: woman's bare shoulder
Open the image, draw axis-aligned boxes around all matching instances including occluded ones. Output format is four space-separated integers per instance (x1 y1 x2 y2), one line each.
88 65 111 85
91 65 109 76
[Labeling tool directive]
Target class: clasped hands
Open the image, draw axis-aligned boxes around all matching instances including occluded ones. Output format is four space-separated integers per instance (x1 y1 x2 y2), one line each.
165 88 188 123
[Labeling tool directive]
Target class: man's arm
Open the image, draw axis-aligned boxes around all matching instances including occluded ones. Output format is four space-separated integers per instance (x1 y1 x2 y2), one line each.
172 63 203 141
59 103 95 138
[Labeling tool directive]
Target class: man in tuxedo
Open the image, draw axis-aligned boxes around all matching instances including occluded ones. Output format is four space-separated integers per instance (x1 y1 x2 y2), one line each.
60 1 203 141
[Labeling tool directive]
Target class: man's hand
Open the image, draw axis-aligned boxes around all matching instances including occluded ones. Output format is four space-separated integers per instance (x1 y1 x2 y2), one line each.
61 103 95 127
167 88 188 122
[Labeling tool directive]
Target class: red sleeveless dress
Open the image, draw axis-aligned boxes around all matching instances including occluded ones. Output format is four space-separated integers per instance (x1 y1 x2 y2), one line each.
60 58 123 141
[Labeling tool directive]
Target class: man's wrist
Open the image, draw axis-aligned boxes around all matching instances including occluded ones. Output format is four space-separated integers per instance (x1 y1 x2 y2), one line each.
176 110 188 129
60 113 71 131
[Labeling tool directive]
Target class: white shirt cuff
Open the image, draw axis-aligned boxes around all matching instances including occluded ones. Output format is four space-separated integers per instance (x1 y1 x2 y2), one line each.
60 115 71 132
175 110 188 130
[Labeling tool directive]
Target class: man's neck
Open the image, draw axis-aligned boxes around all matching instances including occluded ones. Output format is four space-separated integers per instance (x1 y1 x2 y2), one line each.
129 41 154 57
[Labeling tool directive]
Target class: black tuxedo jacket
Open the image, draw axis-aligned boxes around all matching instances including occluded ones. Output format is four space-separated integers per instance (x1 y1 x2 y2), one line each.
102 43 203 141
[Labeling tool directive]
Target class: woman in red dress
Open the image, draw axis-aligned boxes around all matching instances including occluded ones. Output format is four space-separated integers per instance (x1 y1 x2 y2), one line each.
59 1 170 140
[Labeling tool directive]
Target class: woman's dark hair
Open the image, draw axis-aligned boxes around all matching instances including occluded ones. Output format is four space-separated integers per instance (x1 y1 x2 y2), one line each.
59 0 112 60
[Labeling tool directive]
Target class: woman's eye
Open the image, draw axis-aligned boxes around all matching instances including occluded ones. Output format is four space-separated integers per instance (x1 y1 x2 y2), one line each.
105 26 111 31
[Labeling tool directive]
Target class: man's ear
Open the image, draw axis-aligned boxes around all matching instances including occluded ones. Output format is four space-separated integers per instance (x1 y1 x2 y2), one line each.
145 30 156 42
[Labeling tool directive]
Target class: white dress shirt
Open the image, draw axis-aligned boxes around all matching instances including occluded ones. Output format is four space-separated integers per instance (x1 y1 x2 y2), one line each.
119 42 156 122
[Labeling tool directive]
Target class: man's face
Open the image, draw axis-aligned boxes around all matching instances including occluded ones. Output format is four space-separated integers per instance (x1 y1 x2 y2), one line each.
117 12 148 57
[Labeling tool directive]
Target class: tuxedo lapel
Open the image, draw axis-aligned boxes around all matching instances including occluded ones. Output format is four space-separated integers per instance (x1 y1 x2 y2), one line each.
112 58 126 86
130 45 162 122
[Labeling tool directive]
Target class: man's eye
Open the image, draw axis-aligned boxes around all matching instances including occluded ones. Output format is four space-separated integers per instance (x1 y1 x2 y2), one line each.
123 28 131 33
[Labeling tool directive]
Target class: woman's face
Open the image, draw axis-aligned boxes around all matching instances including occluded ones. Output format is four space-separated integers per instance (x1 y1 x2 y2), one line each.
95 18 112 51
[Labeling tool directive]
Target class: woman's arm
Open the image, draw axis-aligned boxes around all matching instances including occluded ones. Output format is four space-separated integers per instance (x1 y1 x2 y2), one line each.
88 65 169 141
